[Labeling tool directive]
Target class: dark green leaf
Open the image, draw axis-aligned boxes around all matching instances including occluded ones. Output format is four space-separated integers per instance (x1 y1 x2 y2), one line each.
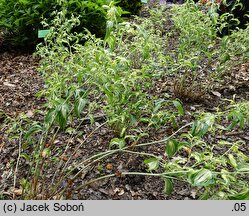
166 139 179 158
229 188 249 200
163 178 173 195
198 190 210 200
74 98 87 117
45 108 56 127
25 124 43 139
56 103 70 129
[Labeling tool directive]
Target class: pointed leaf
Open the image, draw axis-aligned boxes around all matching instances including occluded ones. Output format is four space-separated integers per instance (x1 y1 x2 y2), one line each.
25 124 43 139
56 103 70 129
188 169 214 187
228 154 237 168
60 103 69 119
166 139 179 158
45 108 57 126
237 163 249 172
173 100 184 116
163 178 173 195
74 98 87 117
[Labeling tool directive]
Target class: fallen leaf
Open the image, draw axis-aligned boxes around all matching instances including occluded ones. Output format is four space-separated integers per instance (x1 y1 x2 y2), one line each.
13 188 22 196
106 163 113 170
60 155 68 161
25 110 34 118
115 170 122 177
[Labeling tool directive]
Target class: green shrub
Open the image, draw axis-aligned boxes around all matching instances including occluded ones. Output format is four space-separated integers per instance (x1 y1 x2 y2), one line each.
116 0 142 15
0 0 111 47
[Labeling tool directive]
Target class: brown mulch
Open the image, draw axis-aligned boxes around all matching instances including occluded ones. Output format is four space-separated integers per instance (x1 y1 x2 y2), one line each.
0 53 45 117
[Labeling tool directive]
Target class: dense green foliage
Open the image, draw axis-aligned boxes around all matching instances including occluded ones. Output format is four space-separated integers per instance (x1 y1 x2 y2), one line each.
0 0 143 48
217 0 249 35
0 0 112 47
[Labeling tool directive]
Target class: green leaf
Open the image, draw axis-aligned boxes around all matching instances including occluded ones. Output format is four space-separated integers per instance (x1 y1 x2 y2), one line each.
178 141 191 149
105 35 116 50
60 103 69 120
221 169 235 186
173 100 184 116
56 103 69 129
109 138 126 149
237 163 249 172
163 178 173 195
20 153 31 161
120 127 126 138
45 108 56 127
144 157 159 171
191 121 209 137
25 124 43 139
228 154 237 168
220 53 230 64
238 113 245 129
229 188 249 200
190 152 202 163
74 98 87 117
198 190 210 200
166 139 179 158
19 0 29 5
188 169 214 187
57 111 67 129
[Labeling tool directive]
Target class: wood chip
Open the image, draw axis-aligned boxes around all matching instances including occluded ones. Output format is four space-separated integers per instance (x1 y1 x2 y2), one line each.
211 91 221 97
3 82 16 87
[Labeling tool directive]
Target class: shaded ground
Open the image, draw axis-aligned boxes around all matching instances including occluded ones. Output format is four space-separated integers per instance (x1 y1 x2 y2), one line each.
0 2 248 200
0 53 45 117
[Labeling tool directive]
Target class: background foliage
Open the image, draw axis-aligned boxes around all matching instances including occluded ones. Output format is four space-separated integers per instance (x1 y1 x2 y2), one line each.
0 0 142 48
